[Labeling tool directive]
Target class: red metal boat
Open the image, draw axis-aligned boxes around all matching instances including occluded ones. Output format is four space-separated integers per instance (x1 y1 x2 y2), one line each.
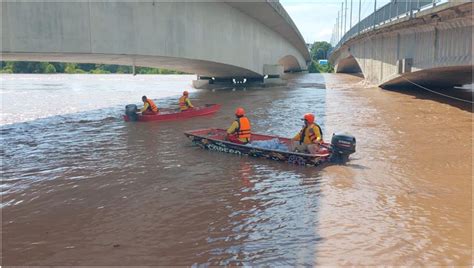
184 128 356 166
123 104 221 122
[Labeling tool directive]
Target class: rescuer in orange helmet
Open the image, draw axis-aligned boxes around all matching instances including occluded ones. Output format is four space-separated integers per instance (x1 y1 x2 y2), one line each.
290 113 323 154
179 90 194 111
226 107 251 144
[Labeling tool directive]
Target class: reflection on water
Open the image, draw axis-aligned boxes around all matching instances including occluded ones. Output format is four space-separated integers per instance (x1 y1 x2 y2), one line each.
1 73 471 265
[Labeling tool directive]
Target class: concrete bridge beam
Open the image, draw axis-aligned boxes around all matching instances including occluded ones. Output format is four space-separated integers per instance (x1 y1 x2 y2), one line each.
1 1 311 87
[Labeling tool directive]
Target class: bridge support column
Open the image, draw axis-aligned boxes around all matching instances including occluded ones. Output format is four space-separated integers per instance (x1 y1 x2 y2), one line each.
192 76 211 89
263 64 285 85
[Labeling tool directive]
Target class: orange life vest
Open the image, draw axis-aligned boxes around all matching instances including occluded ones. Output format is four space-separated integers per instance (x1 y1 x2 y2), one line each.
179 96 189 110
299 123 323 144
146 98 158 113
236 117 251 139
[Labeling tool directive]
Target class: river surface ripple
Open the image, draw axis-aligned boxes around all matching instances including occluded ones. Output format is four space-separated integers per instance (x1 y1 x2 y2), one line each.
1 74 472 265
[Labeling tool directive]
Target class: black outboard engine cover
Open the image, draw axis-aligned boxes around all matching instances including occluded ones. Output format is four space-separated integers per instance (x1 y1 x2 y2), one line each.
125 104 138 121
330 133 356 162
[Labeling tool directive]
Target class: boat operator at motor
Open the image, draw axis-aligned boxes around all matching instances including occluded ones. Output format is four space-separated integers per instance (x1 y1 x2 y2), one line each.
139 96 159 115
289 113 323 154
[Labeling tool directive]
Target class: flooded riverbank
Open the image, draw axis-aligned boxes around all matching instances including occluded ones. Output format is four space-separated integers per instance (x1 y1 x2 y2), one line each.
1 73 471 265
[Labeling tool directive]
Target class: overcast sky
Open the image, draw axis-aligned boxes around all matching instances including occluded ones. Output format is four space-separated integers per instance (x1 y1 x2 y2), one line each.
280 0 391 44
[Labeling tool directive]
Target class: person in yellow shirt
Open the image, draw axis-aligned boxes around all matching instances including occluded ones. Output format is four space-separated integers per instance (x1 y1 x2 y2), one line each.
226 107 251 144
290 113 323 154
139 96 159 114
179 91 194 111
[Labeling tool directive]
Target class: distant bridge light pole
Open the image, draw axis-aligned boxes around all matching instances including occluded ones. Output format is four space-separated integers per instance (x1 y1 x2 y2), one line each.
350 0 353 29
373 0 377 29
358 0 361 34
341 2 344 39
344 0 347 35
389 0 392 22
331 23 335 45
396 0 399 19
405 0 411 15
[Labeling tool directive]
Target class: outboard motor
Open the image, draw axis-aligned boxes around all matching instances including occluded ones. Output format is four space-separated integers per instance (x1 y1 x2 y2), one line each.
330 133 356 163
125 104 138 121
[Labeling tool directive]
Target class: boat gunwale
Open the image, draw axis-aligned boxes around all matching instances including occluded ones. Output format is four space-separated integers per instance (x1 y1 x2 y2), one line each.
124 104 221 122
184 128 331 158
142 104 220 116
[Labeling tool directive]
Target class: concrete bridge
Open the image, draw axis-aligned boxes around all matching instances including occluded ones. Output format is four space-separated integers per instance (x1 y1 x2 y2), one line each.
329 1 472 88
1 1 310 88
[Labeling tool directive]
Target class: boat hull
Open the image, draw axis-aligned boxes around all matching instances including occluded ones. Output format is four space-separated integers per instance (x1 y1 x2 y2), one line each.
184 128 332 166
124 104 221 122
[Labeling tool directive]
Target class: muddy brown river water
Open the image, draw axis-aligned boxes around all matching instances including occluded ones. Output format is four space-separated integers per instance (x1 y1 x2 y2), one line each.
1 73 472 265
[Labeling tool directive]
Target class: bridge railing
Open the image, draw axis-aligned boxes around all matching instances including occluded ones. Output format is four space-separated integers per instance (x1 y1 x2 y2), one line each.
331 0 450 54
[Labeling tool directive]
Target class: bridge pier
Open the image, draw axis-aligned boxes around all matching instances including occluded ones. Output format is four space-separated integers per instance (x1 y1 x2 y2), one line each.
263 64 285 85
192 76 211 89
193 64 286 89
192 76 263 89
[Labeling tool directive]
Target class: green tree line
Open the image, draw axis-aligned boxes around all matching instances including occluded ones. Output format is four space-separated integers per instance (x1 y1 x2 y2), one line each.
307 41 334 73
0 61 187 74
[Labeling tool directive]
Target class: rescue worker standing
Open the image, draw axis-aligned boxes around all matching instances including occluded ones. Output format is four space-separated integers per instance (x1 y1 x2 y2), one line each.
179 91 194 111
226 107 251 144
290 113 323 154
139 95 159 114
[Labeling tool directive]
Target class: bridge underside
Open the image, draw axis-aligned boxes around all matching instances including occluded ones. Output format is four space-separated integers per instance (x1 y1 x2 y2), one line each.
2 1 310 85
335 55 362 74
381 65 473 89
3 53 261 78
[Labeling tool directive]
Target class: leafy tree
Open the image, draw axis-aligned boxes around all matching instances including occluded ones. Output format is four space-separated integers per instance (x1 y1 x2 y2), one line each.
77 63 96 72
51 62 66 73
307 60 334 73
308 61 320 73
1 69 13 73
45 64 57 73
318 63 334 73
99 64 119 73
1 61 14 73
1 62 13 73
310 41 332 61
11 62 30 73
64 63 77 73
90 69 110 74
116 65 132 73
137 67 160 74
159 68 176 74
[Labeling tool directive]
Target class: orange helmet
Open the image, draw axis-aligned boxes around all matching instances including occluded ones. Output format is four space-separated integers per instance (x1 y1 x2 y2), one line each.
183 91 189 96
235 107 245 117
303 113 315 123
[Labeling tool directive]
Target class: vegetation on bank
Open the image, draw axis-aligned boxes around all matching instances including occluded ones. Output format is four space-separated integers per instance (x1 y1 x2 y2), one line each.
307 61 334 73
307 41 334 73
0 61 187 74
